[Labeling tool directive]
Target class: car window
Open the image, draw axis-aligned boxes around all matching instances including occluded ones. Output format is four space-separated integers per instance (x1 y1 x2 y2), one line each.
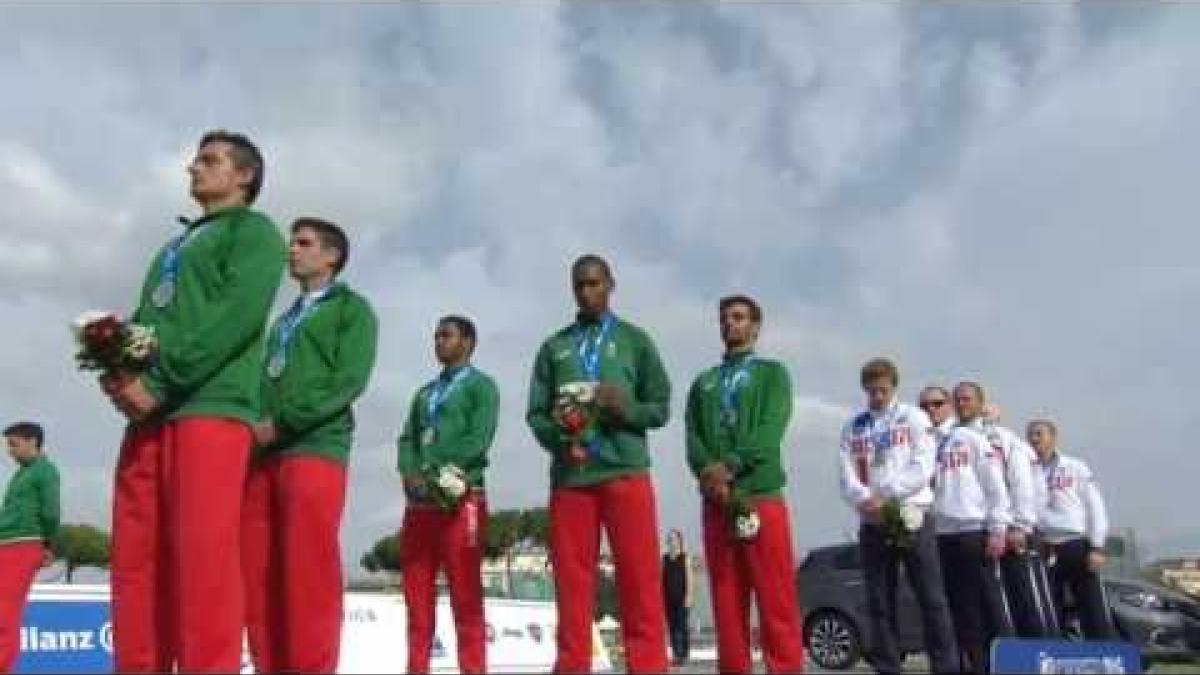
833 547 861 571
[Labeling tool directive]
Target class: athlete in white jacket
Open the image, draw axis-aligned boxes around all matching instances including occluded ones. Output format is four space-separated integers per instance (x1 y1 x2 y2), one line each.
838 359 958 675
934 382 1016 673
1028 419 1115 640
960 386 1057 638
932 423 1011 536
918 386 956 446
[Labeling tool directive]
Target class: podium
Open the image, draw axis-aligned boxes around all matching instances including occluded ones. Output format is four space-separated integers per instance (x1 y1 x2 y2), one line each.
991 638 1142 674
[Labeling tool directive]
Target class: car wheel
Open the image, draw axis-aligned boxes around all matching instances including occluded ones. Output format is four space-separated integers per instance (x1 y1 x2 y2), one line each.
805 609 861 671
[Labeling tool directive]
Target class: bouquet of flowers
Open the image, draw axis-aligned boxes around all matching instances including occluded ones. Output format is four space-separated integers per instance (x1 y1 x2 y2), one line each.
418 463 468 511
727 486 761 541
879 499 924 549
72 311 158 374
556 382 599 466
703 467 760 541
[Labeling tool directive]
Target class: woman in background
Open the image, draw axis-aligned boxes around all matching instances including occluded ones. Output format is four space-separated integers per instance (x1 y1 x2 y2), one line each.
662 529 694 667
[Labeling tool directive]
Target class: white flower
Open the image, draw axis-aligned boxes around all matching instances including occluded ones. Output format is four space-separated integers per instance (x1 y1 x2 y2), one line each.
900 504 924 532
557 381 597 403
437 465 467 500
124 325 157 361
71 310 117 343
734 512 761 540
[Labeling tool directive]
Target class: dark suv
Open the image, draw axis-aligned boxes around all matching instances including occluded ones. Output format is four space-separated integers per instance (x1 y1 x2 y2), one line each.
797 542 1200 671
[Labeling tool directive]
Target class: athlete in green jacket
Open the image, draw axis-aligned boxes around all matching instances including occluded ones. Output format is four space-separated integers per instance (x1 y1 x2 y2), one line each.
104 130 285 673
684 294 804 673
525 255 671 673
0 422 60 672
397 315 497 674
244 217 378 674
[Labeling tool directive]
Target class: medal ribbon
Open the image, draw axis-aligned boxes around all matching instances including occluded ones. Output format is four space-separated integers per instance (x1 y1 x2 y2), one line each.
575 313 616 382
718 356 754 428
156 217 211 296
426 366 474 433
269 286 333 370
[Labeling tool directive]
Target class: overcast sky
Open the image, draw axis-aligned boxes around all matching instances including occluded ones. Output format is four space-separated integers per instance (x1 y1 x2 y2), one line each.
1 3 1196 579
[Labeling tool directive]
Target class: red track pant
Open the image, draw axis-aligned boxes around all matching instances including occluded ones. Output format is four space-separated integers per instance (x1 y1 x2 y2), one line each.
703 497 805 674
110 417 252 673
243 454 348 674
549 474 668 674
400 493 487 674
0 542 43 673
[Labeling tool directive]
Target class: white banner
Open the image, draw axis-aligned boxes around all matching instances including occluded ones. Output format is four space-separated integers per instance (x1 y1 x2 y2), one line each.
22 585 612 674
339 593 610 674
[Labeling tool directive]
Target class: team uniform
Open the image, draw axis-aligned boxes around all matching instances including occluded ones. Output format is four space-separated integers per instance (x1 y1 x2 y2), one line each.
971 419 1057 638
839 401 959 675
685 352 805 673
113 207 285 672
527 312 671 673
397 365 499 674
0 455 59 672
932 417 957 445
1037 451 1115 640
242 282 379 673
933 425 1014 671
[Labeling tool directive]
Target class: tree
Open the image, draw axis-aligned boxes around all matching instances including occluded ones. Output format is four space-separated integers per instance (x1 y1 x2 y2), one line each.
485 509 525 594
596 567 620 621
519 507 550 550
360 534 402 575
49 523 111 583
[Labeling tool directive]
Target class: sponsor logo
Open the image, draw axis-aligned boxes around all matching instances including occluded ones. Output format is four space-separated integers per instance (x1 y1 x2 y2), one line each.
20 622 113 654
1037 652 1128 674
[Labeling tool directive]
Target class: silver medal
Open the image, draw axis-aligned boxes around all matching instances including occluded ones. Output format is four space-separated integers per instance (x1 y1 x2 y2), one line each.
266 353 286 379
151 280 175 308
421 428 437 447
720 409 737 428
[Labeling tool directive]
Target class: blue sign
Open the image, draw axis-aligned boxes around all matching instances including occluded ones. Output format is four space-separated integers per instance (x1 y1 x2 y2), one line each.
992 638 1142 674
16 599 113 673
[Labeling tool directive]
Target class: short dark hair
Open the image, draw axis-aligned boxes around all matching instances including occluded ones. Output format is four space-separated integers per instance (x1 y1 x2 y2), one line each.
439 315 477 353
3 422 44 449
719 294 763 323
955 381 986 403
860 357 899 387
571 254 614 283
292 217 349 275
199 129 265 204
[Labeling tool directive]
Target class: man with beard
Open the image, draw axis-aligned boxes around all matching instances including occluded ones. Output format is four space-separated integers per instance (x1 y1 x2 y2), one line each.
685 295 804 673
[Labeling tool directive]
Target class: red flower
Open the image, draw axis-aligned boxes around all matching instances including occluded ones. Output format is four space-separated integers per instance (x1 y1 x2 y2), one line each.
561 408 588 435
82 317 123 355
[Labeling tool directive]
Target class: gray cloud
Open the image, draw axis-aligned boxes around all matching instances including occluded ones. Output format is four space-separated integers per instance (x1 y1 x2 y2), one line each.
0 2 1195 583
